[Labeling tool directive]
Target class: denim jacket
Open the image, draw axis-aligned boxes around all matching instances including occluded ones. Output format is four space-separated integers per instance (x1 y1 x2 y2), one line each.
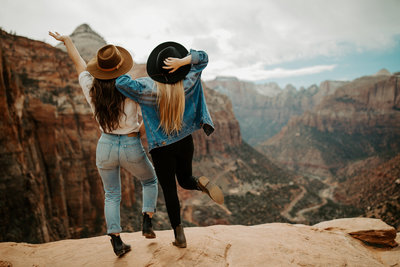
116 50 214 151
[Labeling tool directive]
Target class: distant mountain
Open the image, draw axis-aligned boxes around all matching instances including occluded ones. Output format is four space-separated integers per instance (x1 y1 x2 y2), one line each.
373 68 391 76
254 81 282 96
205 77 347 146
56 23 106 62
259 74 400 178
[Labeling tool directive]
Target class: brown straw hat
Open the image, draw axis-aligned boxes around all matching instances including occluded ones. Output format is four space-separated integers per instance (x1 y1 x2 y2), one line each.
87 44 133 80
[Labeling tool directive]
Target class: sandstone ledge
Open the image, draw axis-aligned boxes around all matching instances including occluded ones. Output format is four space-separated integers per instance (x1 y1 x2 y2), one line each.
0 219 399 267
314 217 398 248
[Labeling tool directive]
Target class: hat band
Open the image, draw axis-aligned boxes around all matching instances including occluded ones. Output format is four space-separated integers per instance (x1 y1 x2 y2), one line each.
97 57 125 72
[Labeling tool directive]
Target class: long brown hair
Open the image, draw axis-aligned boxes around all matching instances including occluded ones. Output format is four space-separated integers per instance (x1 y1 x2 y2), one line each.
156 80 185 135
90 78 126 132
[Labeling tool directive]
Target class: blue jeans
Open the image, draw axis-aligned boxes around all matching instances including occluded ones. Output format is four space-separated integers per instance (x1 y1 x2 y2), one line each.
96 133 158 234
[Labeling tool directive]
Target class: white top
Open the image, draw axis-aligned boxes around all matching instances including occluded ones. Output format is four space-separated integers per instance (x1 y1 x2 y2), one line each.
79 71 141 134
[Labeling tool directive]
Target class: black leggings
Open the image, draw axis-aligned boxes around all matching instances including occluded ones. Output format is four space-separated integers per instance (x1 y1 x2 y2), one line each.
150 135 199 229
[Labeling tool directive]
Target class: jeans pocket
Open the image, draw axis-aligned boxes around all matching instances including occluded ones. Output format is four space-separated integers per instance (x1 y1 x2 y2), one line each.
96 142 113 166
123 144 146 163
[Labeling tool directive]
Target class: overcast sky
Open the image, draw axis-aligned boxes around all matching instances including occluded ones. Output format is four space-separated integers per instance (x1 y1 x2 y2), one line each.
1 0 399 88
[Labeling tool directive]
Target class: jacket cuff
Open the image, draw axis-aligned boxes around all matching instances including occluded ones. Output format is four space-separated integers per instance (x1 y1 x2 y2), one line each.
190 49 199 65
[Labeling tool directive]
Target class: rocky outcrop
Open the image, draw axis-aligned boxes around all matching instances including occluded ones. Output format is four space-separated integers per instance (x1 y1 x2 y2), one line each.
56 24 106 62
0 218 398 267
374 68 391 76
314 217 398 247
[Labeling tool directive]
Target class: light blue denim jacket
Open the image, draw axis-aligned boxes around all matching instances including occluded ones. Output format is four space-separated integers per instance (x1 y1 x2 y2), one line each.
115 50 214 151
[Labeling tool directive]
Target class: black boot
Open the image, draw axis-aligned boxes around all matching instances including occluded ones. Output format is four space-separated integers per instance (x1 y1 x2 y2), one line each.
173 224 187 248
109 234 131 257
142 213 156 239
196 176 224 205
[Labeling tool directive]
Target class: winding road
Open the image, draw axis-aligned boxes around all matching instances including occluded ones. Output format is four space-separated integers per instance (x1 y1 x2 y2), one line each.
281 178 336 223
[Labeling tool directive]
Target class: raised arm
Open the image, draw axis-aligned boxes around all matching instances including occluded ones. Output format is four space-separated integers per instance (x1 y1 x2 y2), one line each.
183 50 208 93
49 31 86 75
116 75 157 105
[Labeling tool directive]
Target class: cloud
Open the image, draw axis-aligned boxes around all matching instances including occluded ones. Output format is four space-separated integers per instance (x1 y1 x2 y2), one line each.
1 0 399 84
203 63 337 81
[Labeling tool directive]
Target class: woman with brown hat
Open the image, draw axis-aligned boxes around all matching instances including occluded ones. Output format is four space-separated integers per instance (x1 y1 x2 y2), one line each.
49 32 158 257
116 41 224 248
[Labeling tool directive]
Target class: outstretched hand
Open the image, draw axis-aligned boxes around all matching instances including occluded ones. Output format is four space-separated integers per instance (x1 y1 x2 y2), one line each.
48 31 68 43
48 31 86 74
162 57 184 73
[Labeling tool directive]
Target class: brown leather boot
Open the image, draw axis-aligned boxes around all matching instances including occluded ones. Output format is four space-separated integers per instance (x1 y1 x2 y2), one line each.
109 234 131 257
197 176 224 205
172 224 187 248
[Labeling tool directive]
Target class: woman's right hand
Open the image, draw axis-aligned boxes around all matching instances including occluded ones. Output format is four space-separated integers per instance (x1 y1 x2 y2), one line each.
163 55 191 73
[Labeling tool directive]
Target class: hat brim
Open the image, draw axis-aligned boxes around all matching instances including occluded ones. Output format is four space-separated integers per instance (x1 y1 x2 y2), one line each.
87 46 133 80
146 41 190 84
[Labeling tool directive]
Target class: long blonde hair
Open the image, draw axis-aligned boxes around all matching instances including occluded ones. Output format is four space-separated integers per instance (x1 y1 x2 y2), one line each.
156 80 185 135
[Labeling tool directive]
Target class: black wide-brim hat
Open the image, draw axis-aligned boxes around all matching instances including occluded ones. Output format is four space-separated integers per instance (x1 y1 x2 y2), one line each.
146 41 190 84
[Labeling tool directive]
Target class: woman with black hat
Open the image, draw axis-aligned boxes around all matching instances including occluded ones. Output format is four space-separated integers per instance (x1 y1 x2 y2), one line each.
49 32 158 257
116 41 224 248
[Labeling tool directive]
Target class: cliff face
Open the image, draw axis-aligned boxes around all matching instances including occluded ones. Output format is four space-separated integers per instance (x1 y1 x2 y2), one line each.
0 30 107 242
260 74 400 178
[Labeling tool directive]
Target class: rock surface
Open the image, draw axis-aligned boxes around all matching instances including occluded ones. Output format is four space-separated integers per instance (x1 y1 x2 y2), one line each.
314 218 398 247
0 218 399 267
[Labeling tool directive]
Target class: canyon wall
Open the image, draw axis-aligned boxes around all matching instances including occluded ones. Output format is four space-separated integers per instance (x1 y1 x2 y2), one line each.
260 74 400 177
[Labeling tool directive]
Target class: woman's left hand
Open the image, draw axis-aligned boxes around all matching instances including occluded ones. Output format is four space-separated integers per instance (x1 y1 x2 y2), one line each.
48 31 69 43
